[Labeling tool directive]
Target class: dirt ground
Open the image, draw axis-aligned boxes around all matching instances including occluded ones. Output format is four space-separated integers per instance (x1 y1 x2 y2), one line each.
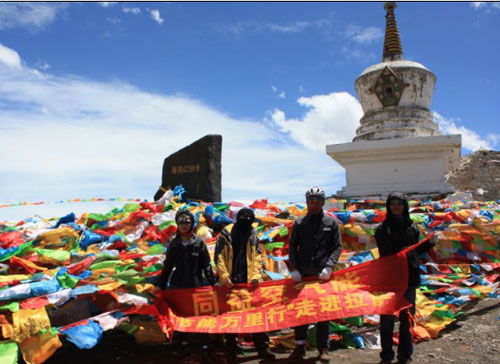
46 298 500 364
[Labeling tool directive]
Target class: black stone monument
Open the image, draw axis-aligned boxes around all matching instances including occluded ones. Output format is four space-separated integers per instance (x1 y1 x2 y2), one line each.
154 134 222 202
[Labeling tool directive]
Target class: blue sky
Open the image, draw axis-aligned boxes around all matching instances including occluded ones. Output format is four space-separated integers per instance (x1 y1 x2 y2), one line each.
0 1 499 219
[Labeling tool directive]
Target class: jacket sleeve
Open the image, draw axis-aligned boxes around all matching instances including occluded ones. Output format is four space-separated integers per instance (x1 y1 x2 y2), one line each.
157 242 176 288
215 232 231 285
375 224 393 257
288 221 299 271
325 220 342 269
200 241 216 286
249 237 263 282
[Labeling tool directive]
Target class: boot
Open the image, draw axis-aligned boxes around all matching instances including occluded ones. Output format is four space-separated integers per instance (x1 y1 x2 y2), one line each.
201 348 211 364
288 345 306 361
318 348 331 363
172 344 189 360
257 347 276 361
225 345 239 363
397 358 413 364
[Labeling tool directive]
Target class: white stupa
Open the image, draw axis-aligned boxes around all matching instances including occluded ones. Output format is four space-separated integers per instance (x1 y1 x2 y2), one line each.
326 2 461 199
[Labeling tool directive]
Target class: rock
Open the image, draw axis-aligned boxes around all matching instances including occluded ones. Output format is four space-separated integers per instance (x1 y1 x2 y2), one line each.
154 135 222 202
447 149 500 201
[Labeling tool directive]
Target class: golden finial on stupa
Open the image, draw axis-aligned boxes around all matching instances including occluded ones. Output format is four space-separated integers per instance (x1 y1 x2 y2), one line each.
383 2 403 62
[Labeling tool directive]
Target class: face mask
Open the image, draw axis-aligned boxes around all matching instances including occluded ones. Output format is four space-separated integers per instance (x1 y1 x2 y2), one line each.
236 218 252 230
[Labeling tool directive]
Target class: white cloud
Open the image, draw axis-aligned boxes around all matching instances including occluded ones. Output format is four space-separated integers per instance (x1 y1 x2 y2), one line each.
0 43 344 207
0 44 21 69
470 2 500 11
271 85 286 99
107 17 121 25
486 133 500 147
433 112 497 151
218 20 310 36
340 46 377 63
470 2 487 9
98 2 118 8
0 2 67 31
345 25 383 44
269 92 363 152
148 9 164 25
123 7 141 15
35 60 51 71
266 21 310 33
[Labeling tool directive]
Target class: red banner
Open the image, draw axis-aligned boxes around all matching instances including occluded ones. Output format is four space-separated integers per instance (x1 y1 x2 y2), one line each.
156 248 414 334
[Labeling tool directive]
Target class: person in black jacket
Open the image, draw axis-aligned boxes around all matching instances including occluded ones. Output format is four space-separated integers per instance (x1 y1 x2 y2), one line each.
288 187 342 363
375 192 435 364
157 209 216 361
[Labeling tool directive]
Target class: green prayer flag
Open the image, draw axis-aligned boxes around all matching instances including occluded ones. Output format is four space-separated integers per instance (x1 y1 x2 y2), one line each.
118 322 139 335
144 264 163 273
263 242 285 251
432 310 457 319
158 221 175 231
329 321 351 333
278 227 289 237
114 269 142 284
163 203 174 212
86 213 111 222
343 315 364 327
89 260 122 270
33 248 70 263
122 203 141 213
0 302 19 312
0 341 18 364
146 244 165 255
56 273 80 289
0 241 33 262
115 263 135 273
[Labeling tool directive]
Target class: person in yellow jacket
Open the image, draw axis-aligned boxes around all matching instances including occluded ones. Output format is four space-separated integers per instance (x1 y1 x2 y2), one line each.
214 207 275 362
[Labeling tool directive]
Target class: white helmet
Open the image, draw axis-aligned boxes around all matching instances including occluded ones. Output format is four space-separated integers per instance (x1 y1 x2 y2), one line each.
305 186 326 200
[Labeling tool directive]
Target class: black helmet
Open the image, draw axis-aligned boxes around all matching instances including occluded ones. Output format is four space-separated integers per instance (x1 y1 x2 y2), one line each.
175 209 195 230
236 207 255 223
305 186 326 200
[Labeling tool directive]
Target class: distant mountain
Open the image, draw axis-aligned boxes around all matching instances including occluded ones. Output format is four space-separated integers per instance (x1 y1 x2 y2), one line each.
447 150 500 201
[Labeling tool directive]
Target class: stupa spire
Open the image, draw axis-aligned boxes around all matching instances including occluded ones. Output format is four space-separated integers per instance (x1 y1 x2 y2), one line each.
382 2 403 62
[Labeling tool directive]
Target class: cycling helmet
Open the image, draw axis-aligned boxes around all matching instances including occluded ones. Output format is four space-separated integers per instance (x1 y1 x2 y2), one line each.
305 186 326 200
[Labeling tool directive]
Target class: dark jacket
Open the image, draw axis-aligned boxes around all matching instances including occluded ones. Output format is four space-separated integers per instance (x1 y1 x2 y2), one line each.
288 212 342 276
158 234 216 289
214 226 263 285
375 192 433 286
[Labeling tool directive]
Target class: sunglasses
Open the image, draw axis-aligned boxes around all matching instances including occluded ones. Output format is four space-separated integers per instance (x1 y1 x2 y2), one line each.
177 217 193 224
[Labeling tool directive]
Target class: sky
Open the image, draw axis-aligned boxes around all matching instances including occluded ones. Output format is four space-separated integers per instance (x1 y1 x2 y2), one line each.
0 1 499 220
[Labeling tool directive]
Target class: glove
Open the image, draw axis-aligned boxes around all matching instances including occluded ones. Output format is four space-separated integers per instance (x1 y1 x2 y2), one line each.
319 267 332 281
291 270 302 282
250 279 259 289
